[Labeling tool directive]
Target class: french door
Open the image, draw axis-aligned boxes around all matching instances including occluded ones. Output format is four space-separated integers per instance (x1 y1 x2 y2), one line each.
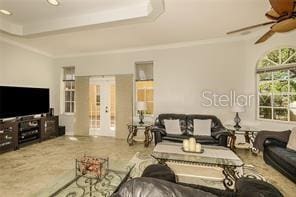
89 77 116 136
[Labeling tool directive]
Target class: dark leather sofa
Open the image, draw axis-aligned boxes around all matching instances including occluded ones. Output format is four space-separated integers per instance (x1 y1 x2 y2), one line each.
152 114 230 146
112 164 283 197
263 137 296 183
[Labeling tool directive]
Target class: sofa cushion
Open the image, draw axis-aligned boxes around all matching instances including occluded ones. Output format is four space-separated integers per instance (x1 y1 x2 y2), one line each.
194 119 212 136
187 114 224 135
265 145 296 175
157 114 187 134
164 119 182 134
195 135 218 145
287 128 296 151
163 134 190 142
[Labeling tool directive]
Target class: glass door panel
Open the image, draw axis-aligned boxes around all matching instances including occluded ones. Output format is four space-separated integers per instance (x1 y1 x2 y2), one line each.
89 77 116 136
110 84 116 130
89 84 100 130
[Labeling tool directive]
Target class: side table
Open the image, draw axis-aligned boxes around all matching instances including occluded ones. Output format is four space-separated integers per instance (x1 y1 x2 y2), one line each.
225 125 260 151
127 123 153 147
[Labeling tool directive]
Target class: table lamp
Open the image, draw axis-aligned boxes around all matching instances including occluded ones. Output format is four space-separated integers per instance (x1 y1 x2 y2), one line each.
137 102 147 124
231 104 245 129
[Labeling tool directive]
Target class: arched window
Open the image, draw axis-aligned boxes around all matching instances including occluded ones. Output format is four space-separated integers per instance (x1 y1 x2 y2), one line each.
257 47 296 122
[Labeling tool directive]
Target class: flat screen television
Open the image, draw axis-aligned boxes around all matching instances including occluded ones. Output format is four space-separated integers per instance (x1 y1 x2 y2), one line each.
0 86 49 119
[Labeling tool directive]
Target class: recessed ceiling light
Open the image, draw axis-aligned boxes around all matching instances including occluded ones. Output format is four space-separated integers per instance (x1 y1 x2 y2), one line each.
47 0 60 6
0 9 12 15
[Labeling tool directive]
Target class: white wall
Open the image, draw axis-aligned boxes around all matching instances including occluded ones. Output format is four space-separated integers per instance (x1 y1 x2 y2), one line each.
0 40 59 114
56 33 296 131
241 31 296 130
57 40 246 124
0 30 282 134
3 30 294 133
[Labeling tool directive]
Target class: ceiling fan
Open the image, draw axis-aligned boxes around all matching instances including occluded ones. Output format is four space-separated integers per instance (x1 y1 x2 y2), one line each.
227 0 296 44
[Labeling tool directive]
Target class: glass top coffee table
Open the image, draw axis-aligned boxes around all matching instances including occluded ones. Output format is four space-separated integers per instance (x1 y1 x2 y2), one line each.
151 142 244 190
35 160 133 197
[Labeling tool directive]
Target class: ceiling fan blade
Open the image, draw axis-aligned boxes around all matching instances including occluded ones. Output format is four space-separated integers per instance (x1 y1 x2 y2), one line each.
265 9 281 20
227 21 275 34
255 30 275 44
269 0 295 16
272 18 296 32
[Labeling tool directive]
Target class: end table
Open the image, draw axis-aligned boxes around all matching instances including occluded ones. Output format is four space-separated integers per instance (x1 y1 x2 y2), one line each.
225 125 260 151
127 123 153 147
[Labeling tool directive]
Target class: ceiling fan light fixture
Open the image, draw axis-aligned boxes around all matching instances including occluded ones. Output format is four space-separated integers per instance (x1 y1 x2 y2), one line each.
0 9 12 15
47 0 60 6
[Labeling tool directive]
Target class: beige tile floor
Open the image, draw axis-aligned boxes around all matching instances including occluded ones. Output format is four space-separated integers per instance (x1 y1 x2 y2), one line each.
0 136 295 197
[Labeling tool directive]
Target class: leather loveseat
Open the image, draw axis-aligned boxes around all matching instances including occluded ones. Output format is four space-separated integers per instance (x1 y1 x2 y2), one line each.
151 114 230 146
263 136 296 183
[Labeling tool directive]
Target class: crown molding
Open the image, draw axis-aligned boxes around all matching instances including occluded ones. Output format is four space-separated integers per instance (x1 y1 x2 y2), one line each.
1 34 246 59
4 29 285 59
0 36 53 58
54 35 247 59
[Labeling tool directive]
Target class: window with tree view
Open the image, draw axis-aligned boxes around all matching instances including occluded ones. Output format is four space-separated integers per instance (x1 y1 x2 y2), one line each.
257 47 296 122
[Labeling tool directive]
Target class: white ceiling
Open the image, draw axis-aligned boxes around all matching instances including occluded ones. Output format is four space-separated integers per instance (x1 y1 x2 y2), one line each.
1 0 145 24
0 0 163 35
0 0 286 57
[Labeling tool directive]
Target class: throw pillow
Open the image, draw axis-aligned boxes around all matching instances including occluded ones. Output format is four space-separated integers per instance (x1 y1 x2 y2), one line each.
164 119 181 134
287 128 296 151
193 119 212 136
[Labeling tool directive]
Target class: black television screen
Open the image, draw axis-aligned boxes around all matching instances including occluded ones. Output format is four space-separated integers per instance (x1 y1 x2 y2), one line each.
0 86 49 119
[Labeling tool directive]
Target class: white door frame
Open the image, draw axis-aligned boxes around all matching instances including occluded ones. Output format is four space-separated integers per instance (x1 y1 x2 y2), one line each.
89 76 115 137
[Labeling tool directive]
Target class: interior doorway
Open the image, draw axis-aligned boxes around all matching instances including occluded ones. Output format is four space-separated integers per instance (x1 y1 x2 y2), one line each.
89 76 116 136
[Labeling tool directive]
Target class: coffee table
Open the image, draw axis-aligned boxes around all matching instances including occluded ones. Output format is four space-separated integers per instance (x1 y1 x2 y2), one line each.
151 142 244 190
35 160 133 197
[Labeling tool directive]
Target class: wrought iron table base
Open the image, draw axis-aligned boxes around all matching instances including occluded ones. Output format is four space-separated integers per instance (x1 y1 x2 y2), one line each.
127 125 153 147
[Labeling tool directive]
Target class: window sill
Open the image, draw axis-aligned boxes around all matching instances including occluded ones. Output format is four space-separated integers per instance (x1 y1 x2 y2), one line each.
257 118 296 125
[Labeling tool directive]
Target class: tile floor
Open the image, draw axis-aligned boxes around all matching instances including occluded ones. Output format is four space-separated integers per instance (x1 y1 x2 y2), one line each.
0 136 294 197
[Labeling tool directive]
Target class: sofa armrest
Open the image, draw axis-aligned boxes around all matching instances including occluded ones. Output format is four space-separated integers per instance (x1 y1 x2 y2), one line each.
211 129 230 147
151 126 167 135
151 126 166 145
264 138 287 148
211 129 231 140
253 130 291 151
235 177 283 197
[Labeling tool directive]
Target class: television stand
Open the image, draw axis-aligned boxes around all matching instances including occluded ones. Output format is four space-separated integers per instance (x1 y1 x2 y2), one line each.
0 115 59 153
0 122 18 153
18 119 41 147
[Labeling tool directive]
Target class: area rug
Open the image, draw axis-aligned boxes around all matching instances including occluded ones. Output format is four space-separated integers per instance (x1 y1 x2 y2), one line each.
36 152 267 196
